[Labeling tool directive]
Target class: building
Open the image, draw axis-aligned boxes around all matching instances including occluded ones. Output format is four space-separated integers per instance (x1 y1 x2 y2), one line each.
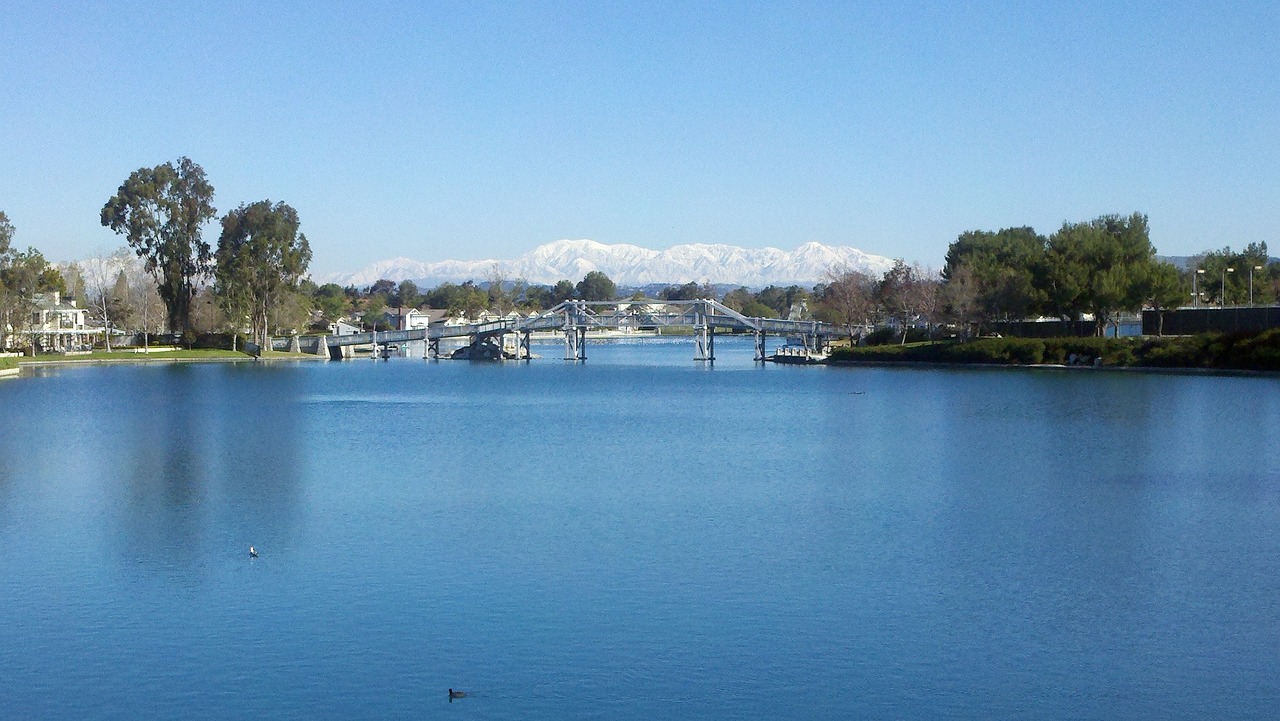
26 292 93 352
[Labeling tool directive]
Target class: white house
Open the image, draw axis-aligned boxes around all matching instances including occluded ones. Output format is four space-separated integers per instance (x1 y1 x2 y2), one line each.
26 292 93 352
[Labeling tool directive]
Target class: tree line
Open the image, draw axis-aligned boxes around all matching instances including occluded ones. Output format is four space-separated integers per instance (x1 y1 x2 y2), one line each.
6 179 1279 354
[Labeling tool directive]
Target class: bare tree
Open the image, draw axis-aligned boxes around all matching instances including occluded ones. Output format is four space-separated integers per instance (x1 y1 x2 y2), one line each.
878 260 936 344
82 248 133 351
485 264 512 314
130 273 166 349
822 265 878 343
942 262 982 339
914 266 944 338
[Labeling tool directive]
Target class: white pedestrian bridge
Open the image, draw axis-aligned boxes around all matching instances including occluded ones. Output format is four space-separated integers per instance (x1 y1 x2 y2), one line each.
317 299 839 362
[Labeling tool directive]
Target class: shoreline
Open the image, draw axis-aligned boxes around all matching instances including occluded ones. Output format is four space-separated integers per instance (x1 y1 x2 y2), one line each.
5 351 325 376
823 358 1280 378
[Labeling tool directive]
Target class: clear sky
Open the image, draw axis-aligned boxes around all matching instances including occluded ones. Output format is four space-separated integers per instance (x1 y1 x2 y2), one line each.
2 1 1277 276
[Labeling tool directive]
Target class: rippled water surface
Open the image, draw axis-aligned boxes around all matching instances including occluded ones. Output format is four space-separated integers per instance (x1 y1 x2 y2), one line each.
2 338 1278 719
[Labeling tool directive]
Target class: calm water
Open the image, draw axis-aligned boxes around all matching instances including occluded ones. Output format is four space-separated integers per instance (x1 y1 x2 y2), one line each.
1 338 1278 720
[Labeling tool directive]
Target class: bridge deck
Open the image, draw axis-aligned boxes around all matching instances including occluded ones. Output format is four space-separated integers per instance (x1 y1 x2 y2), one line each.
325 299 839 350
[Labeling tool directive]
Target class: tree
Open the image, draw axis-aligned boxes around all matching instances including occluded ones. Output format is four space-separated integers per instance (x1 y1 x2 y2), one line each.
363 293 387 329
819 267 877 342
214 200 312 348
313 283 349 321
1141 261 1185 336
368 279 397 297
941 262 982 337
59 262 87 307
878 260 936 344
485 265 512 314
521 284 552 310
943 226 1045 323
660 281 716 301
575 271 616 301
0 212 12 256
1045 213 1155 336
394 279 419 309
1 248 58 352
82 249 132 351
1192 242 1273 306
101 157 217 335
0 214 61 351
130 273 165 349
551 279 576 304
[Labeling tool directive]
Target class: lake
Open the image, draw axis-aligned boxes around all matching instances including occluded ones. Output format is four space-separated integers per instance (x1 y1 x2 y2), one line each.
1 337 1278 719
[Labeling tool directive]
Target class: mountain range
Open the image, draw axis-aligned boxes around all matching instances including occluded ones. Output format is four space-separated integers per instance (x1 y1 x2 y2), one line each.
325 240 895 289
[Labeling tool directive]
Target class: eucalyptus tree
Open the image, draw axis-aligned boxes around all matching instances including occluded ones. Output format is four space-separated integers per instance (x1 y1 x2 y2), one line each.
0 211 13 255
214 200 312 347
100 157 217 334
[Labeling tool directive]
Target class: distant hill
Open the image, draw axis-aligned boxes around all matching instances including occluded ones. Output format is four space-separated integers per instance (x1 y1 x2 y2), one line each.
323 239 895 290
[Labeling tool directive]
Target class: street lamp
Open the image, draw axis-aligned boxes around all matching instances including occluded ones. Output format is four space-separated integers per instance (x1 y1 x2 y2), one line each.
1224 267 1235 307
1251 265 1263 306
1194 268 1205 307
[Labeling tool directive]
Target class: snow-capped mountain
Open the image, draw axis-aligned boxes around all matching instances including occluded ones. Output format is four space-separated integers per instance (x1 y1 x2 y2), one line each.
326 240 894 289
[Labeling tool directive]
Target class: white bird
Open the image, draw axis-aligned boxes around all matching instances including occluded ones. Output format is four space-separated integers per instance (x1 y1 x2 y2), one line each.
249 546 258 558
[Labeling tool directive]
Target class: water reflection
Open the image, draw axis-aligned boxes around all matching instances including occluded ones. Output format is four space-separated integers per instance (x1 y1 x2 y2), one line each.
103 364 304 581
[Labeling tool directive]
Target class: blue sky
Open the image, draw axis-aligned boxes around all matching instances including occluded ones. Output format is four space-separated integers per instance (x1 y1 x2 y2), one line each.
1 1 1276 276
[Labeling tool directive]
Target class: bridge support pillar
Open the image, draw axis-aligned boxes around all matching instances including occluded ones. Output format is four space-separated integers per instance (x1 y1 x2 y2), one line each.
564 327 586 361
427 338 439 360
694 323 711 362
754 331 766 362
521 331 531 361
327 341 344 361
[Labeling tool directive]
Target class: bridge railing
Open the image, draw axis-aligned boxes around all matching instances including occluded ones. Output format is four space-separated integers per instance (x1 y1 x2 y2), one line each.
415 298 841 342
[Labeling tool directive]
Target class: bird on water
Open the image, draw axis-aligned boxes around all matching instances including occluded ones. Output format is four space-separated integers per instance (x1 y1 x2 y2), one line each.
448 689 466 701
249 546 258 558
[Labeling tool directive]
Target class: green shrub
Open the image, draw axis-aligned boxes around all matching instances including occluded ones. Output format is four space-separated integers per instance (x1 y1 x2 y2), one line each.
1220 328 1280 371
945 338 1044 365
831 330 1280 372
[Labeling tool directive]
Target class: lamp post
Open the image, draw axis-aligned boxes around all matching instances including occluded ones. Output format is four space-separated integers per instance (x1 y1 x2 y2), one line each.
1224 267 1235 307
1194 268 1205 307
1251 265 1263 306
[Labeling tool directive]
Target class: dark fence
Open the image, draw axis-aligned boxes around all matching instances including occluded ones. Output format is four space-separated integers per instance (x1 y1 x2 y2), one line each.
988 320 1098 338
1144 306 1280 335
